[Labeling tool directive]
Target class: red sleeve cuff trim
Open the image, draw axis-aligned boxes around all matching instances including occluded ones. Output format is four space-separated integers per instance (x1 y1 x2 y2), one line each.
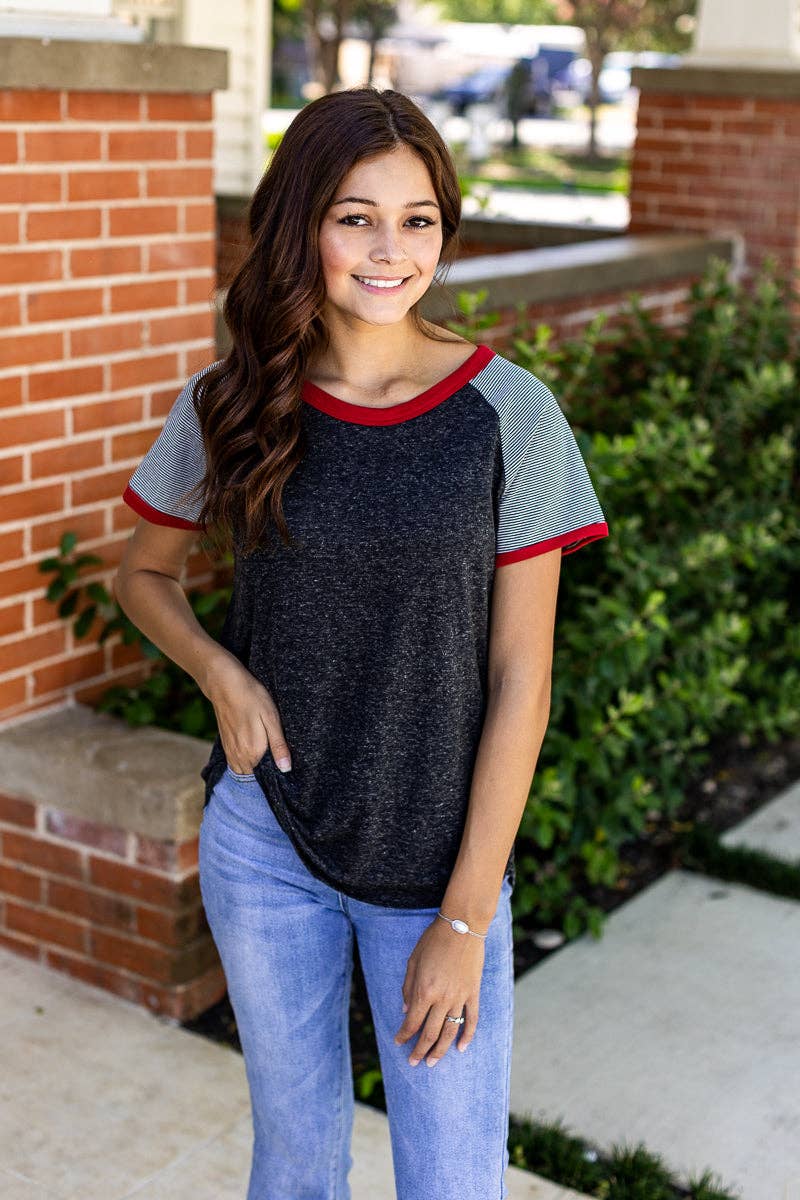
495 521 609 566
122 484 205 531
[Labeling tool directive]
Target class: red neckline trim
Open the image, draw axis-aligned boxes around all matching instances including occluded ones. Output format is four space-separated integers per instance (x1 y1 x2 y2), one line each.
301 343 496 425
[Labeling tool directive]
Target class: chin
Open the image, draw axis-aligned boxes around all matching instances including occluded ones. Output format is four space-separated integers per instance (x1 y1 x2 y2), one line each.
358 311 414 328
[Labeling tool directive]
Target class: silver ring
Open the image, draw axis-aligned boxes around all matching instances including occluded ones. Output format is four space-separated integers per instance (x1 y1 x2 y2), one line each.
445 1014 465 1025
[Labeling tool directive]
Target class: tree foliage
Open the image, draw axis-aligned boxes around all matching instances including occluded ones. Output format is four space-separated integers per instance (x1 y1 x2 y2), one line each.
560 0 696 55
557 0 696 155
434 0 557 24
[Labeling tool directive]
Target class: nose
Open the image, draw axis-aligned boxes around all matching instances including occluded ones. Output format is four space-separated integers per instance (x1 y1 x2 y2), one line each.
368 228 407 266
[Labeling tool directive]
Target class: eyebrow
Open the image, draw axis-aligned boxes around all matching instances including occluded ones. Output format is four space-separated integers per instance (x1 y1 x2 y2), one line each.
330 196 440 210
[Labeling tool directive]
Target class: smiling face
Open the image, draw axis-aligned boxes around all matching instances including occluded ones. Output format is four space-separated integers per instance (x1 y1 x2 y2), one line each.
317 143 444 330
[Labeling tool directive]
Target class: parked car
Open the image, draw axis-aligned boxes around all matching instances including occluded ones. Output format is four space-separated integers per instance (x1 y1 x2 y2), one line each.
564 50 682 105
434 63 512 116
533 45 580 101
436 45 580 118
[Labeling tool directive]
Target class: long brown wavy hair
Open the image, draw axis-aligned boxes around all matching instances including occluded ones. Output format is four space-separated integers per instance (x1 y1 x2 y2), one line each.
187 86 466 560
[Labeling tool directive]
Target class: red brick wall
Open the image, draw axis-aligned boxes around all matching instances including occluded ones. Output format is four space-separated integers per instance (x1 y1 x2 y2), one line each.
629 89 800 275
217 203 249 291
454 238 537 258
456 274 698 353
0 87 220 724
0 786 225 1018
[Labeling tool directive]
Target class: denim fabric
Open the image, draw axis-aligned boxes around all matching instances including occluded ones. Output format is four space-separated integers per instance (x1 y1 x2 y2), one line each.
198 768 515 1200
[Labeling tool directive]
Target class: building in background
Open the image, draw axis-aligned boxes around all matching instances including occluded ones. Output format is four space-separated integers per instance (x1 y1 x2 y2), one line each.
0 0 270 194
0 0 144 40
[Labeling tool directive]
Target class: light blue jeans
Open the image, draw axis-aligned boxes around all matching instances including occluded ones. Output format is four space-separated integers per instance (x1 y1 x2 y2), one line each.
198 766 514 1200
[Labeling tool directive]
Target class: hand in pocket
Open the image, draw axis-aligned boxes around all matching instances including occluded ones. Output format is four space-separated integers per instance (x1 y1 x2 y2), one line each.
206 656 292 775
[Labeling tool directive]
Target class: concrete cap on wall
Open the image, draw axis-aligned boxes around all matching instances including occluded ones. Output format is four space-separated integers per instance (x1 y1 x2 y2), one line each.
417 231 744 319
0 35 228 93
631 64 800 98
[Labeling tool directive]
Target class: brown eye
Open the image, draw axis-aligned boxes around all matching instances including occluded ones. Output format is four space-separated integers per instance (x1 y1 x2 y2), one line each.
336 214 436 228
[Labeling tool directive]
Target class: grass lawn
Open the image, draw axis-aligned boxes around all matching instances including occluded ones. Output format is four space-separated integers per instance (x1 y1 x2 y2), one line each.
456 144 629 196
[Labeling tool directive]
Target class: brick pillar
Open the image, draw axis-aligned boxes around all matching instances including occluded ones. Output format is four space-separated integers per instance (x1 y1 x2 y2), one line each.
0 41 233 1019
0 38 227 723
628 65 800 276
0 704 225 1020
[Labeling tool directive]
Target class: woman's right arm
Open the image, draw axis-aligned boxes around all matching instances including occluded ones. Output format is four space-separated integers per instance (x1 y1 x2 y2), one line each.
113 520 292 774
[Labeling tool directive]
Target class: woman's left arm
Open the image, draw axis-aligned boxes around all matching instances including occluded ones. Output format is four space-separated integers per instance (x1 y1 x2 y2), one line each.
394 547 561 1066
442 545 561 927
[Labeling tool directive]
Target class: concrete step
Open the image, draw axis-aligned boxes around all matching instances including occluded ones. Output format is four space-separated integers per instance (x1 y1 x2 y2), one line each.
510 868 800 1200
0 947 589 1200
720 778 800 864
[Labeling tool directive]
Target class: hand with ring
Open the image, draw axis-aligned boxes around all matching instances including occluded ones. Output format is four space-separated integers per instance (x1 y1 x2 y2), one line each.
393 917 484 1067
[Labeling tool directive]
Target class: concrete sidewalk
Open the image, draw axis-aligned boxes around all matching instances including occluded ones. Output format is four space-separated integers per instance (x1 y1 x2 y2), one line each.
0 947 587 1200
510 780 800 1200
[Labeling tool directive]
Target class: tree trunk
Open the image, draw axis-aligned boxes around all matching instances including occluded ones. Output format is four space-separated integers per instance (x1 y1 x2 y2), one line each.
305 0 325 91
326 0 351 91
586 44 604 161
367 33 378 84
320 39 339 91
305 0 351 93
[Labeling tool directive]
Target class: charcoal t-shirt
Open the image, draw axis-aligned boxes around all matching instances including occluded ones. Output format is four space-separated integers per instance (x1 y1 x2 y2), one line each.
122 344 608 907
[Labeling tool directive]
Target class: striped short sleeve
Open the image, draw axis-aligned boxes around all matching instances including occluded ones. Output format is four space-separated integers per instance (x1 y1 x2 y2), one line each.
471 356 608 566
122 363 215 531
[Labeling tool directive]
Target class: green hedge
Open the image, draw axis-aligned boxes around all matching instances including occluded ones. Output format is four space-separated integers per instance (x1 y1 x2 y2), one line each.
455 256 798 935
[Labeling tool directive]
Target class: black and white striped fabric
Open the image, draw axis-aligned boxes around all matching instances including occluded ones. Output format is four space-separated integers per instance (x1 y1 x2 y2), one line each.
122 345 608 907
122 362 214 531
470 353 607 564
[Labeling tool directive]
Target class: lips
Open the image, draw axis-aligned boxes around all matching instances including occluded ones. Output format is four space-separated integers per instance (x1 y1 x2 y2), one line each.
352 275 412 294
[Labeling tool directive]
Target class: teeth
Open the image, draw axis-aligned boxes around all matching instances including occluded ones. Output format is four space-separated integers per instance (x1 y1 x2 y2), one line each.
355 276 406 289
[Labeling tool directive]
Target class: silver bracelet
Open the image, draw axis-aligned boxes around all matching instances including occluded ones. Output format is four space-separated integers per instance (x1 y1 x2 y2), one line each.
437 911 488 939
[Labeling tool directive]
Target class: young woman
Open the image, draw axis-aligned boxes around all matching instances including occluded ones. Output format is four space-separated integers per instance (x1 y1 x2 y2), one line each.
116 87 608 1200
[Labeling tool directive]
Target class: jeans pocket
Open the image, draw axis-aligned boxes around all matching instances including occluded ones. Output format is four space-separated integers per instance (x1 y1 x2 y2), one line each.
225 764 257 782
254 747 300 803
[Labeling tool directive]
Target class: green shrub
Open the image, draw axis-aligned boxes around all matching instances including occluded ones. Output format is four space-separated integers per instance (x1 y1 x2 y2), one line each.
39 531 228 737
474 256 798 935
507 1112 741 1198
